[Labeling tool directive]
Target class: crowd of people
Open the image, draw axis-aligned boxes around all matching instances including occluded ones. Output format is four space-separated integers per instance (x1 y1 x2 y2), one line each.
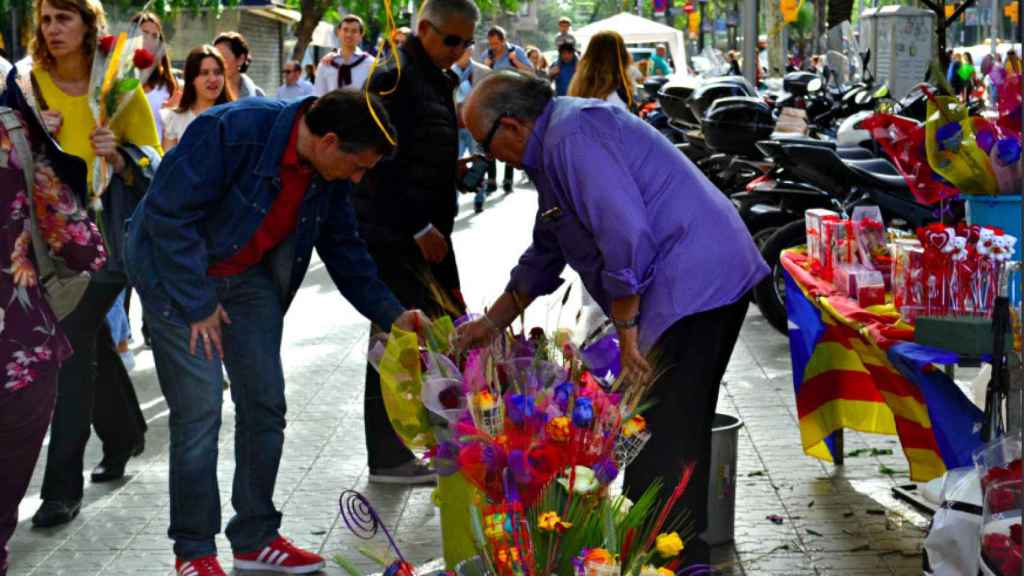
0 0 768 575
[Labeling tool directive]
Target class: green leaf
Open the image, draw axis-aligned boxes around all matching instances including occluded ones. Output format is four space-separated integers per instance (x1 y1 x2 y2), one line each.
332 555 364 576
118 77 140 93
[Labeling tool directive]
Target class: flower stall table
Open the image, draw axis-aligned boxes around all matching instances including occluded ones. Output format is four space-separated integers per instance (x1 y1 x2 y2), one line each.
781 248 985 483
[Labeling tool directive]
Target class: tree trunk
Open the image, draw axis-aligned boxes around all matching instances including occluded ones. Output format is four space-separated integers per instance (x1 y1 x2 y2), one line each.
291 0 330 61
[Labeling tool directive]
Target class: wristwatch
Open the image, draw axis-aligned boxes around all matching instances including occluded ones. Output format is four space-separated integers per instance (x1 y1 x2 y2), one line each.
612 315 639 330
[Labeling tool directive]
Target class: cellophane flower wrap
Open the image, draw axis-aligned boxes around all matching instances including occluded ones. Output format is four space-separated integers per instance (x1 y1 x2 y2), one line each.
87 25 160 207
372 316 701 576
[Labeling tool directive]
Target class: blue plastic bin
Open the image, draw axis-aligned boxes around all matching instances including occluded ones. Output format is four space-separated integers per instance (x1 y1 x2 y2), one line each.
965 195 1022 303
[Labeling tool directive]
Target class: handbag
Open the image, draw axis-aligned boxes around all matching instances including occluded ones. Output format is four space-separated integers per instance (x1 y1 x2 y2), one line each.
0 107 90 319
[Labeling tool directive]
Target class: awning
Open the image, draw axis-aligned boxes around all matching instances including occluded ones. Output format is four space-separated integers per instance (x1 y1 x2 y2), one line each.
310 21 339 48
247 5 301 23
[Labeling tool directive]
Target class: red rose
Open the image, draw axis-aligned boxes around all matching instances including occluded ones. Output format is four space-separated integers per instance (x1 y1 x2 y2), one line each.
438 385 461 409
1011 523 1022 546
133 48 155 70
98 35 115 55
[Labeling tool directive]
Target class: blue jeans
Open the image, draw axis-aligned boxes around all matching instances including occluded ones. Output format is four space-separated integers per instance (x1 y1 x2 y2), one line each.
145 265 285 560
105 290 130 344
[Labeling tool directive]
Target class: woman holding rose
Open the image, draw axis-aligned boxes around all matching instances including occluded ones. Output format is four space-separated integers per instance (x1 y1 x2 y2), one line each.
12 0 158 528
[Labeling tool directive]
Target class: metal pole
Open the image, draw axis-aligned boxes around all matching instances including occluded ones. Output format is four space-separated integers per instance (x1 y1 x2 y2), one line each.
992 0 1000 54
742 0 758 83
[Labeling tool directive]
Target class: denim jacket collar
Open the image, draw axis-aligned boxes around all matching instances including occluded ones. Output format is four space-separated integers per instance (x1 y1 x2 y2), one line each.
255 96 317 179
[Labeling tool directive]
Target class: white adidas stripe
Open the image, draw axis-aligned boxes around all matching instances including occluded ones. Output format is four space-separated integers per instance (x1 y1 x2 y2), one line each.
267 550 281 565
276 552 290 565
179 565 198 576
257 548 272 563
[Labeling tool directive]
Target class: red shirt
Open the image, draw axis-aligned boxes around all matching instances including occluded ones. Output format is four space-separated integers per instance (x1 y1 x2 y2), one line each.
208 114 313 277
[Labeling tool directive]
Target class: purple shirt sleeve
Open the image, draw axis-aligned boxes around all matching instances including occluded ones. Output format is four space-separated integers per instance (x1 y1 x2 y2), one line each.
550 113 658 300
506 211 567 298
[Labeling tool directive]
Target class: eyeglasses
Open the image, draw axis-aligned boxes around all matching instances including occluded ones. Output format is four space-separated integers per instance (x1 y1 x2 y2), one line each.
283 68 298 74
426 21 475 49
479 112 511 156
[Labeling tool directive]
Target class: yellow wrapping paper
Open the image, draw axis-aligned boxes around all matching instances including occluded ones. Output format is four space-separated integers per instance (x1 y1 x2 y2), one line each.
925 95 998 195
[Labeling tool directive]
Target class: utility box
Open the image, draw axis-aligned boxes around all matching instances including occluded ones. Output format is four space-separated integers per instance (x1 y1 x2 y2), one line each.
860 6 936 100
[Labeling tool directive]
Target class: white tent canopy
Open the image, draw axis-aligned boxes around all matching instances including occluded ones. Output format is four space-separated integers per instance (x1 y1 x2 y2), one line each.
574 12 688 77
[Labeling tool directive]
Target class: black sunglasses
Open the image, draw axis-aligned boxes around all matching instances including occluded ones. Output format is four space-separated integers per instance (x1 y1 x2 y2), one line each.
480 112 511 156
426 21 475 49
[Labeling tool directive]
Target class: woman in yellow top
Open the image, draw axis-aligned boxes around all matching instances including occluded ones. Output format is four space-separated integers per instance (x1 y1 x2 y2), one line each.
27 0 154 528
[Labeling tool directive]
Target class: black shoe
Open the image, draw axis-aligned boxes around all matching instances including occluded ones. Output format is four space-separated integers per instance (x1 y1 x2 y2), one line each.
32 499 81 528
485 179 497 193
474 200 484 214
502 180 513 194
90 457 128 483
92 436 144 482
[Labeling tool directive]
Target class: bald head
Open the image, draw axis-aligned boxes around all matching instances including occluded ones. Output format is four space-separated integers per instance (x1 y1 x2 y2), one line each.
465 70 553 134
464 71 553 168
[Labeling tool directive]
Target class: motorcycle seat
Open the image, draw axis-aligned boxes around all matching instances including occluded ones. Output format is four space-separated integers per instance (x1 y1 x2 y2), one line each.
769 133 836 149
836 146 875 160
844 158 908 189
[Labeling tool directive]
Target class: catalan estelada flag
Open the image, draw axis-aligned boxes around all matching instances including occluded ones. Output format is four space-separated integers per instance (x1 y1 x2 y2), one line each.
782 250 984 482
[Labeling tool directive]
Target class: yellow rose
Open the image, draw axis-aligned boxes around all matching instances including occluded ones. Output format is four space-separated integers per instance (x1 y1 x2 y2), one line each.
546 416 571 442
654 532 684 558
538 511 573 533
622 416 647 437
656 568 674 576
639 566 673 576
138 156 150 168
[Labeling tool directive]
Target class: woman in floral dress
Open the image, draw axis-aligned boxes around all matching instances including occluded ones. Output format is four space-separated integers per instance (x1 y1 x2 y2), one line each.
0 109 106 576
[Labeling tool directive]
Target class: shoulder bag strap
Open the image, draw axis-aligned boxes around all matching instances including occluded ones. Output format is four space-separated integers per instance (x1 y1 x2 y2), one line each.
0 108 56 281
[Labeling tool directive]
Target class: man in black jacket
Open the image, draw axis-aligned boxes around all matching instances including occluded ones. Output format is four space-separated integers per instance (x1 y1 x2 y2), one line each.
351 0 479 484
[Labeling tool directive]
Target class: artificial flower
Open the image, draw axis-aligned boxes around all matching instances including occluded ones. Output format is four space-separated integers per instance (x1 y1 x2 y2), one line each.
132 47 155 70
98 34 116 54
639 566 674 576
546 416 571 442
622 415 647 437
593 458 619 485
572 396 594 428
557 465 599 494
475 389 497 410
583 548 614 565
537 511 573 533
655 532 684 558
138 156 151 168
382 560 414 576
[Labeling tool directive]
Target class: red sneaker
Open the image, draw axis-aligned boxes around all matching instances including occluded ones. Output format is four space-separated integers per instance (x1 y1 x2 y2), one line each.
233 536 326 574
176 555 227 576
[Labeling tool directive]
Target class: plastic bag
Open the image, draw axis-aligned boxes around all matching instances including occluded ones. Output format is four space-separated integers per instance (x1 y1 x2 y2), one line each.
861 113 959 205
924 467 983 576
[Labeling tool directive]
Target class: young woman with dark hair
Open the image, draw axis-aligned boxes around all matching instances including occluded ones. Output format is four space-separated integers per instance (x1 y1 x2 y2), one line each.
161 45 234 151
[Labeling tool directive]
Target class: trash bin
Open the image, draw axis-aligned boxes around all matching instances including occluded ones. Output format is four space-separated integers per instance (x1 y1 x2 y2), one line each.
702 413 744 547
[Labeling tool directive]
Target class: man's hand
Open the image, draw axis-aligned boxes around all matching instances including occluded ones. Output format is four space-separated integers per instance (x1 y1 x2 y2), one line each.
484 57 494 68
189 304 231 360
415 227 448 263
90 126 126 173
618 327 652 388
454 315 500 351
393 309 432 338
41 110 63 135
549 64 560 77
320 51 337 67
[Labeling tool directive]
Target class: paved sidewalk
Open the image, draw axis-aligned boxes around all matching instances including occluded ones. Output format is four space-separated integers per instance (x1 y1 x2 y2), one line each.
6 183 932 575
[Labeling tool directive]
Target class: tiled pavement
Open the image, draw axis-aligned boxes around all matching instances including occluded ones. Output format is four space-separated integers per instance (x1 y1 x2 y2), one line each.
6 178 934 575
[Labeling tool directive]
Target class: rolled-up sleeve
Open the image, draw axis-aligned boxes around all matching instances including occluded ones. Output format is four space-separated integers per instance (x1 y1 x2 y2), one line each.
552 126 657 300
506 211 567 298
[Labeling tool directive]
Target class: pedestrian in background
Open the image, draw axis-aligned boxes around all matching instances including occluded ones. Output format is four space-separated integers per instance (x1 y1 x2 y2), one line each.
275 59 314 100
458 71 768 574
315 15 373 94
484 25 530 194
727 50 742 75
353 0 480 483
648 44 672 76
549 42 578 97
132 12 178 139
453 48 491 213
213 31 264 99
17 0 154 528
0 103 106 576
1007 49 1022 75
525 45 548 78
554 16 576 48
569 30 634 111
394 26 412 47
127 89 429 576
303 62 316 83
162 45 234 151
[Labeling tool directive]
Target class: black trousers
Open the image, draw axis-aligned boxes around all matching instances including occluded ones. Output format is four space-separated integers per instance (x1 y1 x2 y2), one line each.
41 270 147 501
364 241 464 470
624 297 748 565
487 159 514 185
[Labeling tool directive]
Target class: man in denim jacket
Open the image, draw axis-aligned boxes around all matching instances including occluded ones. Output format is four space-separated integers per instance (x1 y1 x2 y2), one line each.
125 91 428 576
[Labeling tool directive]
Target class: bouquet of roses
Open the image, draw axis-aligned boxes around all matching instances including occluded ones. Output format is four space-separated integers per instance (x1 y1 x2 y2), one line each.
86 23 159 206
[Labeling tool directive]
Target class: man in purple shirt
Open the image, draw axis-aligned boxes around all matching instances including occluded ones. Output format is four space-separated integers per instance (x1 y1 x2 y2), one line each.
456 71 768 567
